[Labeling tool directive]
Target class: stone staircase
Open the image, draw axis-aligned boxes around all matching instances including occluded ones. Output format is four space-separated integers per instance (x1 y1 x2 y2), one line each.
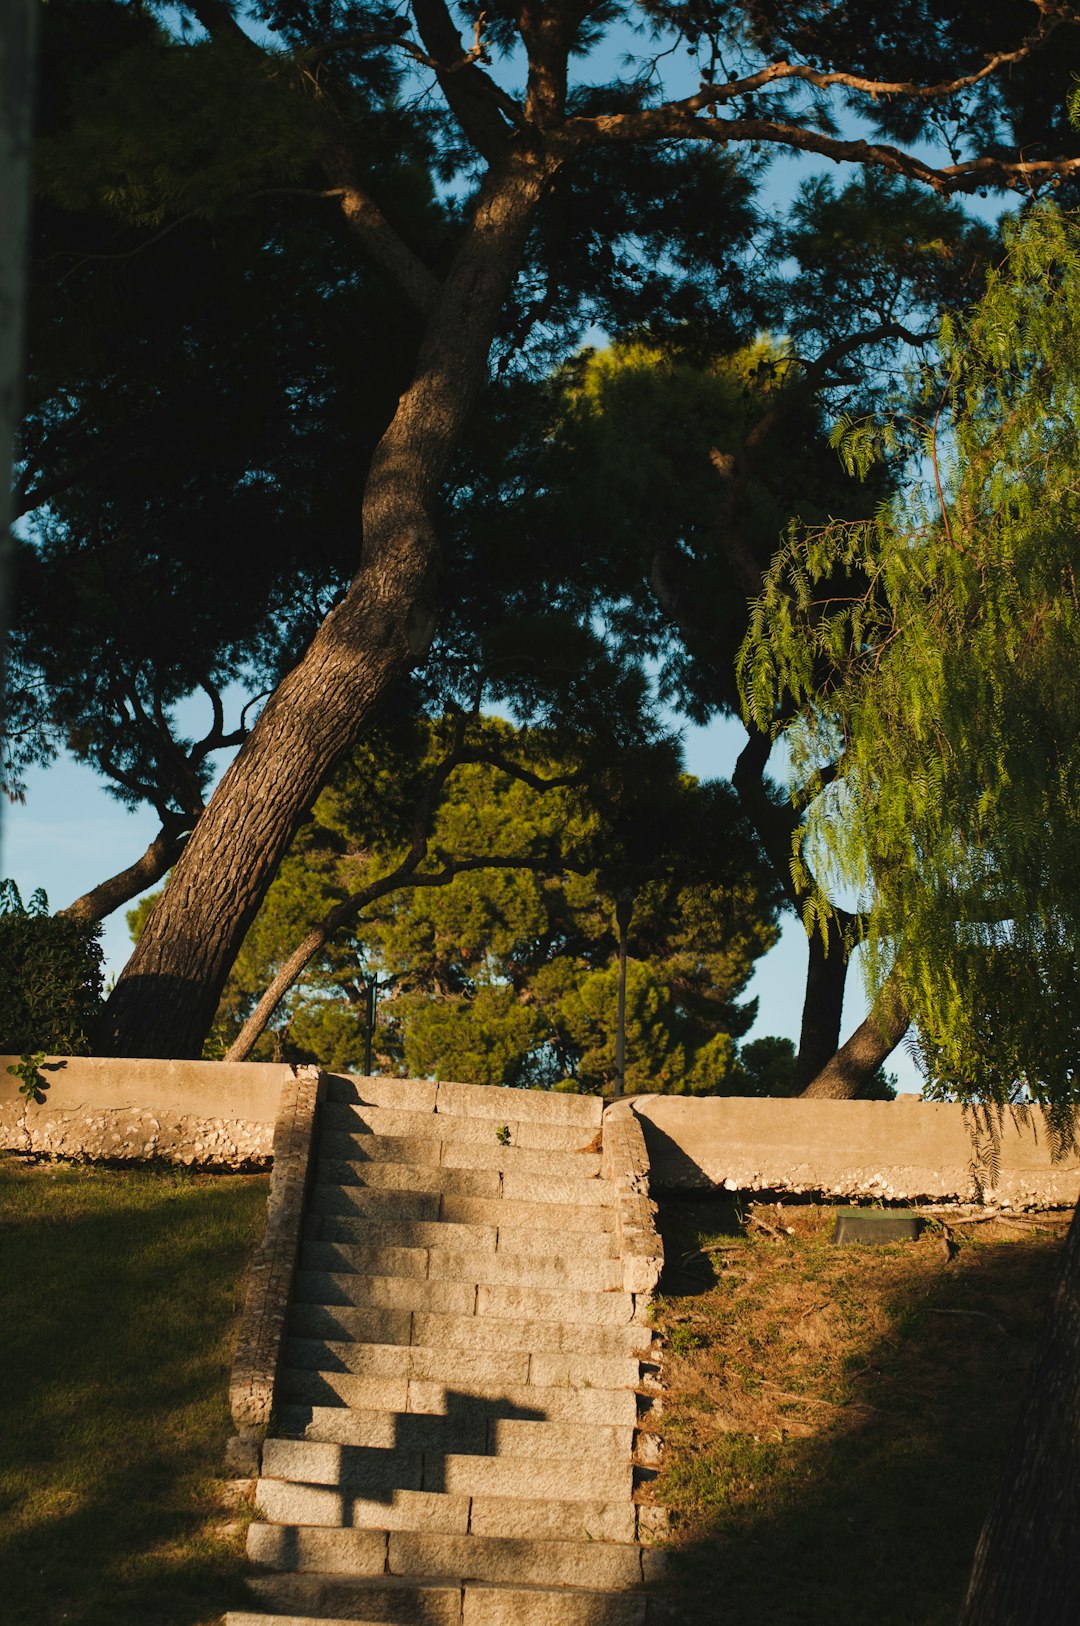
227 1075 665 1626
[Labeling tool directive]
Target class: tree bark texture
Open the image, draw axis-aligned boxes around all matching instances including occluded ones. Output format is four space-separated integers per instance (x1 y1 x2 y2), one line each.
793 923 850 1093
800 971 909 1098
958 1205 1080 1625
100 146 559 1058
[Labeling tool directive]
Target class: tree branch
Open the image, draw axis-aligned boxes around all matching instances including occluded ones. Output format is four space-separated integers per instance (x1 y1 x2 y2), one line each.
58 817 192 925
800 968 910 1097
692 17 1072 110
223 849 578 1062
410 0 518 159
562 108 1080 196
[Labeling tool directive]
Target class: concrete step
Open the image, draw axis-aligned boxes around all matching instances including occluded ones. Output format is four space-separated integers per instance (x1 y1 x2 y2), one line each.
252 1480 638 1542
304 1214 618 1259
326 1074 602 1131
316 1129 604 1181
275 1404 635 1460
292 1271 638 1329
313 1162 612 1208
247 1522 649 1590
320 1101 599 1154
300 1241 622 1294
260 1437 634 1502
280 1342 644 1395
308 1187 616 1233
236 1573 649 1624
287 1308 652 1359
279 1369 639 1426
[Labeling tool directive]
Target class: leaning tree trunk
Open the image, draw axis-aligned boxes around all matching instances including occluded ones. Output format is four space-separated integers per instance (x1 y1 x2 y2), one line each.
792 921 850 1093
799 970 909 1098
100 145 558 1059
957 1203 1080 1624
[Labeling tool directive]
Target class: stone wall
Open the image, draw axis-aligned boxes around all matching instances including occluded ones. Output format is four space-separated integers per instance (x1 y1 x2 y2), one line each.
632 1093 1080 1208
0 1055 291 1168
4 1056 1078 1208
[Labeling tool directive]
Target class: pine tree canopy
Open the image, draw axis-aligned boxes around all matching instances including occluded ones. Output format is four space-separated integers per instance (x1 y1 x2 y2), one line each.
161 714 783 1090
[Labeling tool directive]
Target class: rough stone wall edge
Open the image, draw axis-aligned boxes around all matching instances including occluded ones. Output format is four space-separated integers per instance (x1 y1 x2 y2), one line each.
226 1065 324 1464
602 1100 665 1299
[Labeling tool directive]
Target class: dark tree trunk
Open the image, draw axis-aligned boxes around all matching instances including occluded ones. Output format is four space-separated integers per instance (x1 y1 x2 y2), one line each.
793 920 850 1092
800 971 909 1098
100 146 559 1058
958 1204 1080 1625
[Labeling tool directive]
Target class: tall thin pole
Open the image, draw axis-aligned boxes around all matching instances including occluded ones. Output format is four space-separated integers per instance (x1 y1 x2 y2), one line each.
363 974 377 1075
613 889 633 1099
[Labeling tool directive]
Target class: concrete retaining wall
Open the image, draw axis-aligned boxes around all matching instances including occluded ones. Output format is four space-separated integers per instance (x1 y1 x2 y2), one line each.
631 1094 1080 1208
3 1056 1077 1207
0 1055 291 1167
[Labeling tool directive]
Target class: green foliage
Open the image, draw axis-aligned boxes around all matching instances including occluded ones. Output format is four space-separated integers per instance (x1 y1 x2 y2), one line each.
726 1035 897 1099
740 204 1080 1106
7 1053 49 1105
197 717 781 1090
0 882 104 1055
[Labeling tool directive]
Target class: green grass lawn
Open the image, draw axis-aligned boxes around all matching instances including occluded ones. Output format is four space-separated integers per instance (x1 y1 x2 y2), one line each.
649 1198 1069 1626
0 1156 269 1626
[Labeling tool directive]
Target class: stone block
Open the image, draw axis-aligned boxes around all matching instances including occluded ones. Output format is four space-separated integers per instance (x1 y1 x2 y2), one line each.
300 1241 431 1279
426 1249 623 1295
288 1303 413 1346
463 1585 647 1626
468 1496 636 1544
496 1223 617 1259
440 1140 604 1179
292 1269 476 1316
330 1074 438 1112
388 1532 643 1590
245 1572 462 1624
254 1478 469 1533
440 1196 615 1232
526 1352 643 1391
437 1450 632 1502
476 1284 635 1328
436 1080 603 1130
411 1311 650 1360
500 1169 612 1207
247 1521 387 1574
278 1368 409 1413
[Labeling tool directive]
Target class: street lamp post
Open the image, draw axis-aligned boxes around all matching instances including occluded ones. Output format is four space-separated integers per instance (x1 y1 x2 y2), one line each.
363 974 378 1076
613 888 634 1099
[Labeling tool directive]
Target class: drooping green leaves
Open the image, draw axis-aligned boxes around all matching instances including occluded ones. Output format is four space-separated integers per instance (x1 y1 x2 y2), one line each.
742 204 1080 1103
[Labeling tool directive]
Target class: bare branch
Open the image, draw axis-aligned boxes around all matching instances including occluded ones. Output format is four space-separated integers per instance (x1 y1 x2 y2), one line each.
58 817 192 925
693 14 1074 110
562 108 1080 196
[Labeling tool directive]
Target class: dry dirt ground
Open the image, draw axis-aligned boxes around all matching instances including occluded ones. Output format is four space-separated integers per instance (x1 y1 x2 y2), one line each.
647 1196 1070 1626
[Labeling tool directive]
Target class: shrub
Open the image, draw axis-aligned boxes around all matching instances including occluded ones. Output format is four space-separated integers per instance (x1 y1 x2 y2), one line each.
0 880 104 1054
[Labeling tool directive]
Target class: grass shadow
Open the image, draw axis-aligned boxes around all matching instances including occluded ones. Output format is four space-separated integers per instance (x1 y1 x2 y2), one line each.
0 1156 269 1626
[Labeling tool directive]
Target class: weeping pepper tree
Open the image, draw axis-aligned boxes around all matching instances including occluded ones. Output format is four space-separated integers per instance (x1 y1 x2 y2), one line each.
93 0 1080 1057
740 202 1080 1620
